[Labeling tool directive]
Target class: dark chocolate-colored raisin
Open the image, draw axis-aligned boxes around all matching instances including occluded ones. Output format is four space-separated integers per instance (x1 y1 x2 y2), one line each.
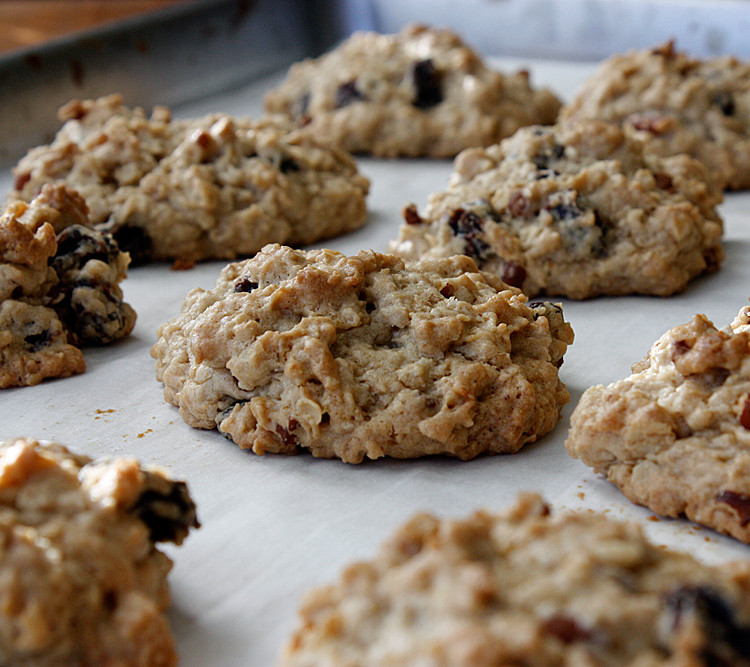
13 172 31 191
542 615 592 644
664 585 750 661
275 423 298 449
654 172 674 191
717 490 750 526
501 261 526 288
447 209 493 262
54 225 116 271
411 59 443 109
24 331 51 352
508 192 533 219
403 204 423 225
279 157 301 173
440 284 455 298
713 91 736 117
132 480 200 543
741 395 750 430
335 80 364 108
112 224 152 266
234 277 259 293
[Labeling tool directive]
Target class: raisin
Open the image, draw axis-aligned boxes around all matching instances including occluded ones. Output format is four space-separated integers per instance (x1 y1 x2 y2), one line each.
501 261 526 288
132 480 199 543
24 331 51 352
713 91 735 117
335 80 364 108
447 209 493 262
112 224 152 266
403 204 423 225
10 285 22 300
411 59 443 109
542 615 591 644
654 172 674 191
664 585 750 661
54 226 115 270
741 396 750 430
275 423 298 449
547 201 585 222
508 192 533 219
717 490 750 526
234 277 259 293
279 157 301 173
673 339 691 357
13 172 31 191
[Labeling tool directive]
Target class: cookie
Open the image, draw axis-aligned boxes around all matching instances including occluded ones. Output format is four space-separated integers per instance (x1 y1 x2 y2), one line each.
11 95 370 264
389 120 723 299
280 492 750 666
152 244 573 463
0 437 198 666
566 306 750 543
0 184 135 388
560 41 750 191
264 24 561 158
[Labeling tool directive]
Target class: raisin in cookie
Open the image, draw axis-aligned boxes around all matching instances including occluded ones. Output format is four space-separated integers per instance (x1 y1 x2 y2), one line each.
560 41 750 191
264 24 561 158
280 493 750 666
389 120 723 299
566 306 750 543
0 185 135 388
152 244 573 463
0 438 198 666
11 95 370 264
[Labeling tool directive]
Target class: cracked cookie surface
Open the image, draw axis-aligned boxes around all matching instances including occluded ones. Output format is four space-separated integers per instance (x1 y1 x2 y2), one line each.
560 41 750 191
389 120 723 299
280 493 750 666
152 244 573 463
567 305 750 543
0 185 134 388
11 95 370 264
264 24 561 158
0 438 198 666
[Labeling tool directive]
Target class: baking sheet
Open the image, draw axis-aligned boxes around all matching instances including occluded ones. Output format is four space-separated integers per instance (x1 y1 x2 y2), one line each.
3 57 750 665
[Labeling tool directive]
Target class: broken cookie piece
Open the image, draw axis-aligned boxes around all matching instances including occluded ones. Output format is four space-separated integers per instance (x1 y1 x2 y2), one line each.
152 244 573 463
0 438 198 666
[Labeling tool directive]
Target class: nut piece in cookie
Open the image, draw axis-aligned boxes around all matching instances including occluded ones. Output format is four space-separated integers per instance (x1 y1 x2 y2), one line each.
0 184 135 388
264 24 561 158
280 493 750 665
0 438 198 666
389 121 723 299
11 94 370 264
561 41 750 190
567 305 750 543
152 244 573 463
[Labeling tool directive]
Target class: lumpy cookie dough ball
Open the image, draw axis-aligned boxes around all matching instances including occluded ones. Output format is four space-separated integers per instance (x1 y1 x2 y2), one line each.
264 24 561 158
280 493 750 666
152 244 573 463
11 95 370 264
0 438 199 666
561 41 750 191
389 120 723 299
0 185 135 388
567 304 750 543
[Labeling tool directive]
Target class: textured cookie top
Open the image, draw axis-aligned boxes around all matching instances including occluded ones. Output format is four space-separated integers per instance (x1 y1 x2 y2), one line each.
264 24 561 158
390 120 723 299
0 185 135 388
567 306 750 543
0 438 198 666
11 95 370 264
280 493 750 666
561 41 750 190
152 244 573 463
